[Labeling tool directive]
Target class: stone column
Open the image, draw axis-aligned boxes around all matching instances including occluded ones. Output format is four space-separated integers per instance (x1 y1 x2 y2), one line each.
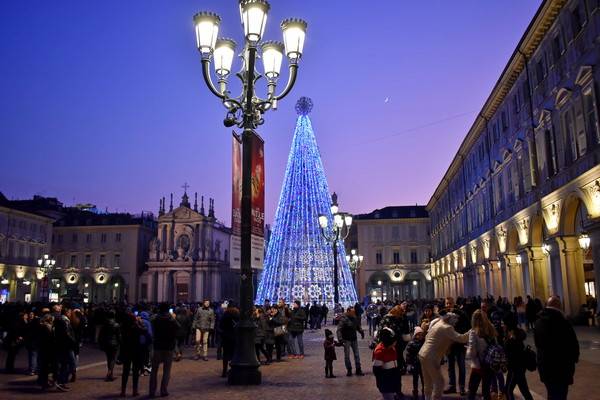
146 271 155 302
526 246 548 301
555 236 587 317
156 271 165 302
195 270 205 302
212 270 221 300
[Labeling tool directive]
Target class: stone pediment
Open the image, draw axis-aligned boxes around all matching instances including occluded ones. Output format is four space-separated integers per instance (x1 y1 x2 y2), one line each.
161 206 204 222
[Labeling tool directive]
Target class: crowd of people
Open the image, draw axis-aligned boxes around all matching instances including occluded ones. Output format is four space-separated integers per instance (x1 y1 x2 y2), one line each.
0 293 589 400
366 295 581 400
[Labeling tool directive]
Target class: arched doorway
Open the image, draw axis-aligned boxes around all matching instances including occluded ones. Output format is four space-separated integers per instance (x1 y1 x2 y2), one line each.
367 272 390 302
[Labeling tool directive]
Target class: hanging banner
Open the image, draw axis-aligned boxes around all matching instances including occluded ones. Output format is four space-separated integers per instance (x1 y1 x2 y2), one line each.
231 133 242 269
250 132 265 270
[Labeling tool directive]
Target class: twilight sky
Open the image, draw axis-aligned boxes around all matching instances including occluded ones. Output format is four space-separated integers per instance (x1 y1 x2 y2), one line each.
0 0 541 225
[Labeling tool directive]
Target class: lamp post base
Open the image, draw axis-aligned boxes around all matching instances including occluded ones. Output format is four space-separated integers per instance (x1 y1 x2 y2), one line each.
227 319 261 385
228 365 262 386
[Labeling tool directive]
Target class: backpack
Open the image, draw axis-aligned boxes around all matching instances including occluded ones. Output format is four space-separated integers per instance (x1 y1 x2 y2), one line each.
524 345 537 372
483 340 507 373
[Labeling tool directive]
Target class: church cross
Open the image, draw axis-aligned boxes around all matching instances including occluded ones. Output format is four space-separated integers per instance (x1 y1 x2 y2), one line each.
182 182 190 193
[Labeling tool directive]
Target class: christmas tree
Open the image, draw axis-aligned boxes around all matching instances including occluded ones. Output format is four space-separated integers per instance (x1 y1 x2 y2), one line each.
256 97 358 307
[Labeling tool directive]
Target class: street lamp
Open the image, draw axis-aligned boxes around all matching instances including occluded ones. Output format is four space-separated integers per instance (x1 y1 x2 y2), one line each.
579 233 591 251
345 249 363 288
192 0 306 386
318 193 352 305
37 254 56 301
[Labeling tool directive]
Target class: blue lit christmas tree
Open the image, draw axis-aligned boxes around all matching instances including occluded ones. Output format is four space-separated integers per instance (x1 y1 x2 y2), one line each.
256 97 358 307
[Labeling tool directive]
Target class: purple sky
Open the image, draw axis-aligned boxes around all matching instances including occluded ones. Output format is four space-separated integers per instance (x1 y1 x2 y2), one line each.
0 0 541 225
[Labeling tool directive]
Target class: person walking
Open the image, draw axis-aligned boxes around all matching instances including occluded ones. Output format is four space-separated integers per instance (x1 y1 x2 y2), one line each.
54 306 77 392
139 311 153 376
120 311 147 397
253 308 270 364
192 300 215 361
309 302 321 330
418 313 469 400
149 303 178 398
288 300 306 359
267 306 286 362
441 297 469 396
218 303 240 377
174 307 189 362
366 301 379 336
36 314 55 390
466 310 496 400
337 306 365 376
98 309 121 382
534 296 579 400
503 313 534 400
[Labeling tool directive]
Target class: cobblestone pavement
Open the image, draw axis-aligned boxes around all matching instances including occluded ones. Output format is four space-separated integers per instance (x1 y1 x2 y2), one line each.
1 326 599 399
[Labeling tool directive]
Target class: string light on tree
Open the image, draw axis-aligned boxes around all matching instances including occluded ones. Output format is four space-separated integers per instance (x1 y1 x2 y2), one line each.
256 97 358 307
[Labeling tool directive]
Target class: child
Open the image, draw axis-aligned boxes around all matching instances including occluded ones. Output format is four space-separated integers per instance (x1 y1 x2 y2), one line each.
405 326 425 399
372 327 400 400
323 329 341 378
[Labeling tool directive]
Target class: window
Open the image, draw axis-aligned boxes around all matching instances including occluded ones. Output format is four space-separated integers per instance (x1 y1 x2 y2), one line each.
512 95 520 114
583 86 600 144
375 252 382 265
393 252 400 264
113 254 120 268
116 233 122 242
552 33 563 62
410 250 418 264
409 226 417 240
84 254 91 268
391 226 400 240
101 233 107 243
58 234 63 244
70 255 77 267
72 233 78 243
544 128 558 176
224 249 229 262
563 108 579 162
8 241 14 257
99 254 106 267
501 111 509 131
536 59 546 85
86 233 92 244
571 6 583 37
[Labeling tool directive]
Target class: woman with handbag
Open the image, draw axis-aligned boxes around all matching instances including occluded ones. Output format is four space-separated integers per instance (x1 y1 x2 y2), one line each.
268 306 286 362
503 313 534 400
466 310 496 400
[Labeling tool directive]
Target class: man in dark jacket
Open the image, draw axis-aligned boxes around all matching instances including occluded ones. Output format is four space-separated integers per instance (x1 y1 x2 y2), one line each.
337 307 365 376
54 305 77 392
149 303 179 398
441 297 469 396
534 296 579 400
288 300 307 358
309 302 321 330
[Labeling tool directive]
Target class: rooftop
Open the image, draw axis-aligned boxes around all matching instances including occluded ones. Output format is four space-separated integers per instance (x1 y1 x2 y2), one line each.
355 205 428 220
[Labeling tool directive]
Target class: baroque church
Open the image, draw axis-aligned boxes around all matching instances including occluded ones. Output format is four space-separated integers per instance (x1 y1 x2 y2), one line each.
140 189 238 303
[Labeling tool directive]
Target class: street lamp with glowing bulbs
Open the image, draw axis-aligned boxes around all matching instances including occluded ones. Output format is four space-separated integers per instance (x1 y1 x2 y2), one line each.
318 193 352 305
346 249 364 289
192 0 307 385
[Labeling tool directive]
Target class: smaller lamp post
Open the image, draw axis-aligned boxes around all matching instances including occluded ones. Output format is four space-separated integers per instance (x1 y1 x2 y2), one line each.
345 249 363 289
318 193 352 305
37 254 56 301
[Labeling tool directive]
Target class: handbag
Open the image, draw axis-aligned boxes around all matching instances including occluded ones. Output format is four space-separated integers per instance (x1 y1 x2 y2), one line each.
274 325 287 337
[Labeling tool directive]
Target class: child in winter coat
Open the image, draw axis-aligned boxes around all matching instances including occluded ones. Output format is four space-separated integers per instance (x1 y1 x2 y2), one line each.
372 327 400 400
323 329 342 378
405 326 425 399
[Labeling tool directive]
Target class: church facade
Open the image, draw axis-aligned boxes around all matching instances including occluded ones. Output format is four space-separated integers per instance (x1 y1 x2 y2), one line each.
141 191 238 303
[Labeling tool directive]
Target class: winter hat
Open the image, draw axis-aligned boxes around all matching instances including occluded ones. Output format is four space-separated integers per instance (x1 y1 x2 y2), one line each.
325 329 334 338
413 326 424 337
379 327 396 346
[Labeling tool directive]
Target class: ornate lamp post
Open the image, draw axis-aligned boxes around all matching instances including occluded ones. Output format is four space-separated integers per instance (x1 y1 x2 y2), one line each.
192 0 307 385
345 249 363 288
37 254 56 301
318 193 352 305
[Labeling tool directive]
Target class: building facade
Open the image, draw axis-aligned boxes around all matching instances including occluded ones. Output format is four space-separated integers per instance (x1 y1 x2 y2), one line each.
142 191 237 303
51 208 155 303
0 193 54 302
354 206 433 302
428 0 600 316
